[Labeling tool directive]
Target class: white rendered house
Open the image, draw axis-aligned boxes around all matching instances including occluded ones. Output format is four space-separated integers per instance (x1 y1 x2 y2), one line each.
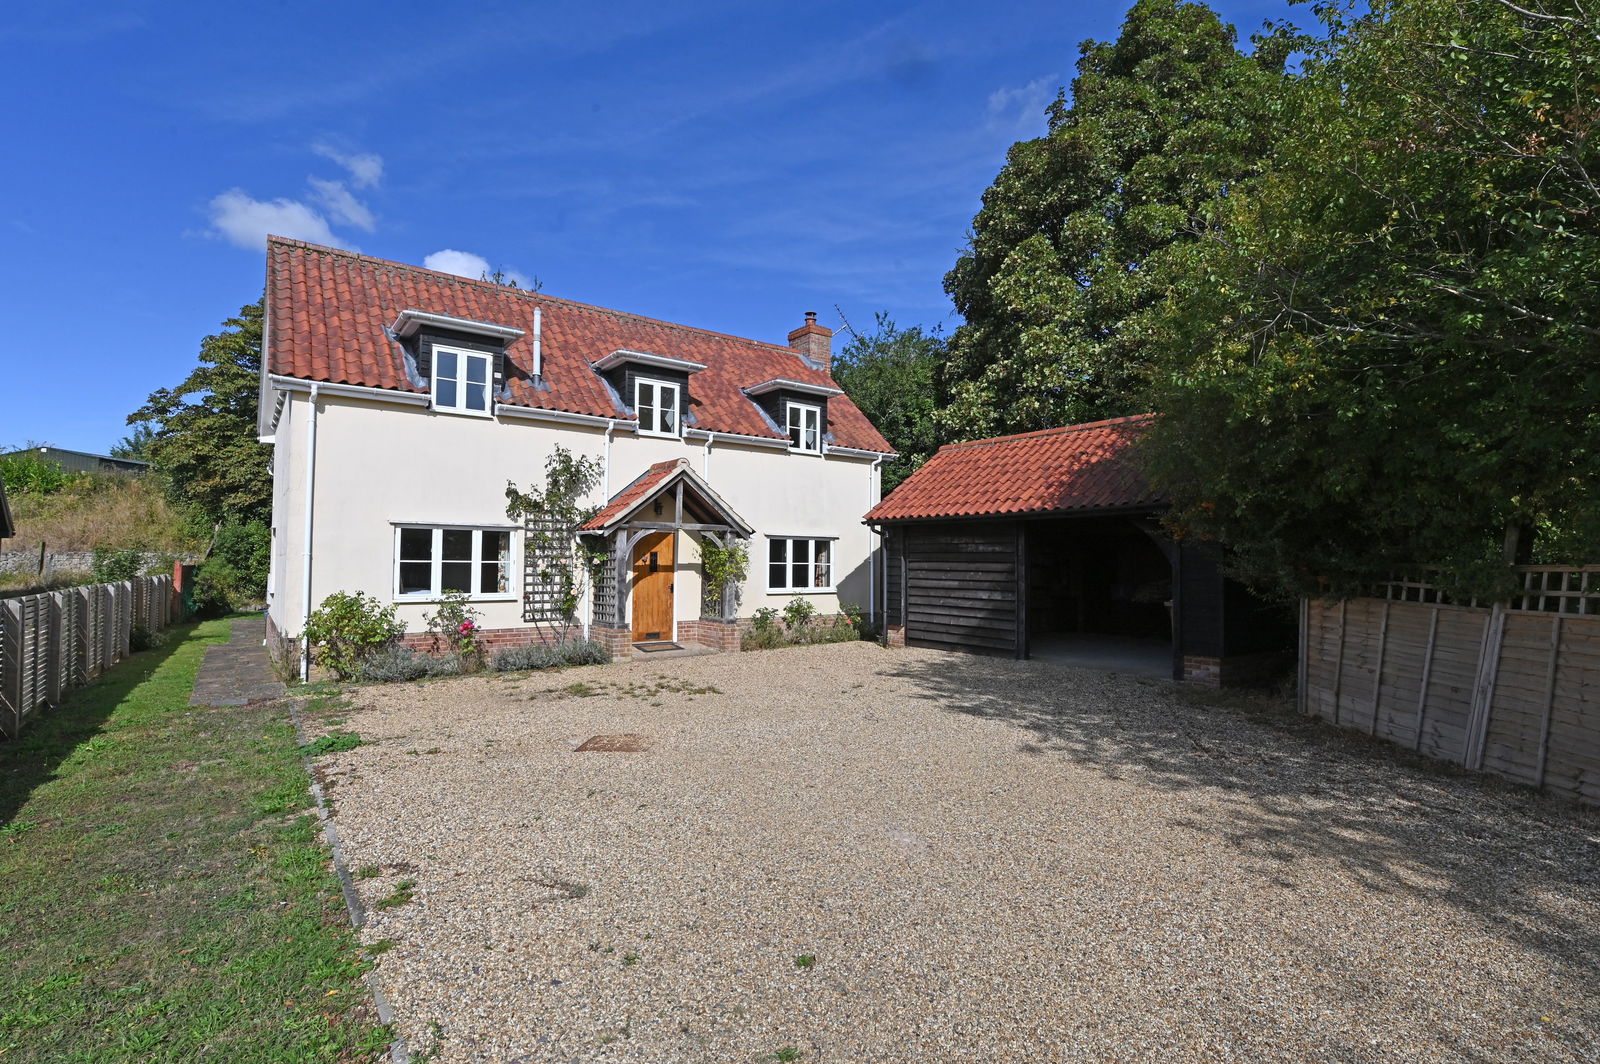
257 238 895 668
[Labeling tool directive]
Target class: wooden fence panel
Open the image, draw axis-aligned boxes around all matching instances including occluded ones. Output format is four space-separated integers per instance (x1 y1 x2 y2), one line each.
0 575 174 741
1542 621 1600 804
1416 607 1487 764
1374 602 1431 748
1304 570 1600 805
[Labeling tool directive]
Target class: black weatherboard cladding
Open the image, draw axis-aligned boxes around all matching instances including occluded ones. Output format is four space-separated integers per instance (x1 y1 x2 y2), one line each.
601 365 694 417
896 520 1021 656
752 389 827 436
412 327 509 393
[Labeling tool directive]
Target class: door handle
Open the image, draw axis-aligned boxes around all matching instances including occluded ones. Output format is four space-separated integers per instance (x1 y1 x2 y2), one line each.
669 583 675 592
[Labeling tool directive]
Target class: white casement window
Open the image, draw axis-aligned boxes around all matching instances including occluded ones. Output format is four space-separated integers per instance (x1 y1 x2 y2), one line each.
786 401 822 453
767 536 834 592
432 346 493 415
635 378 680 436
394 526 514 600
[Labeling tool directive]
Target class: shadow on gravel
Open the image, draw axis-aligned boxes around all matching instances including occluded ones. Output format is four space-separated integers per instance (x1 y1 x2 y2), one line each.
0 628 196 828
886 652 1600 1055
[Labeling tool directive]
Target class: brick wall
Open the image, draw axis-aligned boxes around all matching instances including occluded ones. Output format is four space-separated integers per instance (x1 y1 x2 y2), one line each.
679 619 742 653
266 613 298 669
397 625 587 655
1183 651 1289 688
886 624 907 648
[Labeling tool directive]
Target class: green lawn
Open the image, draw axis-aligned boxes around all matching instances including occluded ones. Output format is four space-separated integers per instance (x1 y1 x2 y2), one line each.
0 616 389 1063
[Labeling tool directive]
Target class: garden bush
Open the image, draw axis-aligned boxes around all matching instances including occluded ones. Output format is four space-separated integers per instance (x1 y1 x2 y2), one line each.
357 644 431 683
742 600 865 650
491 644 564 672
304 591 406 680
424 590 483 666
91 547 143 583
490 638 610 673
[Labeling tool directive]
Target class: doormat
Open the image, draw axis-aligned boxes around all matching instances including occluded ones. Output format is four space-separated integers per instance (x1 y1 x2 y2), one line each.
576 734 648 753
633 641 684 652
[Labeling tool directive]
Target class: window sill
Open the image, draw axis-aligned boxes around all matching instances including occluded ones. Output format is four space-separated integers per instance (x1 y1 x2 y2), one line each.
635 428 682 440
394 594 518 604
765 588 836 596
430 404 495 418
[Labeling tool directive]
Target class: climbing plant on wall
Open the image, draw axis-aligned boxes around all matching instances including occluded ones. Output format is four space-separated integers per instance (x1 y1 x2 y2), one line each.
505 445 608 635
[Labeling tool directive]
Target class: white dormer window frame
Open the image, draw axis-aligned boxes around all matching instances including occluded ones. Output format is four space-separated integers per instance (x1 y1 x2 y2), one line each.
432 345 494 417
635 378 681 437
786 400 822 453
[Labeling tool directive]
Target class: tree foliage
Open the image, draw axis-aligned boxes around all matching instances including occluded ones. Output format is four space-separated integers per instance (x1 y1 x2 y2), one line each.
1143 0 1600 597
831 313 946 492
940 0 1297 438
128 301 271 528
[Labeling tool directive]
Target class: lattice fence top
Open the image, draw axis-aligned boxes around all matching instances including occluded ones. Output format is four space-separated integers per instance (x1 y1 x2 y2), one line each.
1381 566 1600 615
1509 567 1600 615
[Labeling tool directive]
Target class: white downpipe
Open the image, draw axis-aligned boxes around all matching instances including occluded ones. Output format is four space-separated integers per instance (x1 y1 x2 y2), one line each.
702 432 715 477
603 421 616 497
869 455 884 628
532 307 543 379
299 384 321 682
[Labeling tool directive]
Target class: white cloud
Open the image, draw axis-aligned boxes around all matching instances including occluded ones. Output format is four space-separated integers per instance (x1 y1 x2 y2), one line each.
207 189 348 250
311 144 384 188
986 74 1058 137
308 177 375 232
423 249 532 288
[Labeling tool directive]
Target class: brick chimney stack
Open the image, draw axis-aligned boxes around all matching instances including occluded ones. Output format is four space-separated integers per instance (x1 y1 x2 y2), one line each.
787 310 833 372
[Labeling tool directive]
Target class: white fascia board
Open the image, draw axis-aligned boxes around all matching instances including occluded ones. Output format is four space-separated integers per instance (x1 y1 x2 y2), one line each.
494 403 619 429
391 309 525 340
823 444 898 460
683 427 789 451
268 375 432 406
591 349 708 374
742 378 845 399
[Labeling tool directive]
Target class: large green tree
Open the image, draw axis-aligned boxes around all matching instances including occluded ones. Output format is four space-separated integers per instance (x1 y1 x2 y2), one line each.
1144 0 1600 597
940 0 1296 438
832 313 946 492
129 300 272 528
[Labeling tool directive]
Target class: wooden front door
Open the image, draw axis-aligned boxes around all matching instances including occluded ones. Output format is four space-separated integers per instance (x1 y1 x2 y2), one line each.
630 531 675 642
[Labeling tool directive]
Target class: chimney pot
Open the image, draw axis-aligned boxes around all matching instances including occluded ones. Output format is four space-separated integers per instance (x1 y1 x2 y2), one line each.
805 310 817 325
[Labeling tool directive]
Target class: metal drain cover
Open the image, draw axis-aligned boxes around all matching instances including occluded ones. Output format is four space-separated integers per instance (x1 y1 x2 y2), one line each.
575 733 648 753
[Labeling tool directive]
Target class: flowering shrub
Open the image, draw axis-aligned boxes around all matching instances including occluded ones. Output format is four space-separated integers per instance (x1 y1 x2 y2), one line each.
305 591 406 680
424 591 483 667
741 600 865 650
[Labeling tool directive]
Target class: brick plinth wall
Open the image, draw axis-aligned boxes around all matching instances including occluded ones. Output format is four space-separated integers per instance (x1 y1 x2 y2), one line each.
265 613 298 669
398 625 588 656
1183 656 1222 686
590 626 633 659
1183 651 1291 688
680 619 742 653
885 624 907 648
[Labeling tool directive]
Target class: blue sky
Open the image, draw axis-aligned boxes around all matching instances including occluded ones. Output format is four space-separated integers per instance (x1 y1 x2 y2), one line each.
1 0 1294 454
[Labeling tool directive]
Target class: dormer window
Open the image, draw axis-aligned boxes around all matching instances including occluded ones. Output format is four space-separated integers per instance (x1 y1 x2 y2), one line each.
786 401 822 453
391 310 523 418
433 346 493 415
635 379 680 437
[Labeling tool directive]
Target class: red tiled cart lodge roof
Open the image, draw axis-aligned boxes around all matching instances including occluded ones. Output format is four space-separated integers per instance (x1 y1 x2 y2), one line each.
863 415 1163 523
265 237 892 454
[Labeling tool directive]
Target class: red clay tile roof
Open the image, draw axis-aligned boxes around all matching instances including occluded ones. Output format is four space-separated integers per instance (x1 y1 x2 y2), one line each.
864 415 1163 523
579 460 682 532
266 237 892 452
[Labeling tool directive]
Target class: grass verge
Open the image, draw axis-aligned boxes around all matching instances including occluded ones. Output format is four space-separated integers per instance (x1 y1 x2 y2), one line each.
0 616 389 1063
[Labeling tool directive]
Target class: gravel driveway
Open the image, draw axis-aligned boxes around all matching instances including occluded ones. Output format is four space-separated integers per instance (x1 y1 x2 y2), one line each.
313 642 1600 1063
